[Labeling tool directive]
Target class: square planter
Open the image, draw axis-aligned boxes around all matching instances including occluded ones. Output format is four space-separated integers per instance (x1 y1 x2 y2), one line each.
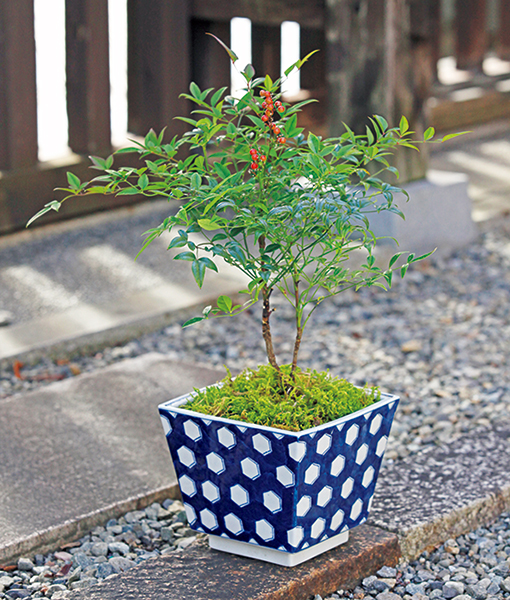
159 389 399 567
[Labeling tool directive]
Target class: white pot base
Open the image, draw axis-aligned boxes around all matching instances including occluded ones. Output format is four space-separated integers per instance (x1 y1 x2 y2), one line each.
208 530 349 567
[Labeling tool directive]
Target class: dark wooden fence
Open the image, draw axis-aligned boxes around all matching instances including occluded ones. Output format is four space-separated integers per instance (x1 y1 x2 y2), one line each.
0 0 509 234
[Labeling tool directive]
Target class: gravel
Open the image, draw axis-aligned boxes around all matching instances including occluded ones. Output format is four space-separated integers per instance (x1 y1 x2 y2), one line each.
1 217 509 597
320 511 510 600
0 499 203 599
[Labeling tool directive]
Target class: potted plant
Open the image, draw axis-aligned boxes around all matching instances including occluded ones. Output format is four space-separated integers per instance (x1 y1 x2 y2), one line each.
29 40 457 567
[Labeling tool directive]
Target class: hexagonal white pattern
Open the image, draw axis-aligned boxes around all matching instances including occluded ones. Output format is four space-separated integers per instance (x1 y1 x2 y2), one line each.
287 526 304 548
330 455 345 477
183 503 197 525
355 443 369 465
304 463 321 485
376 435 388 457
317 485 333 508
224 513 243 535
350 499 363 521
311 517 326 539
263 491 282 513
362 466 375 488
288 441 307 462
252 433 272 455
160 415 171 436
206 452 225 475
230 484 250 507
369 413 383 435
330 508 345 531
179 474 197 497
341 477 354 498
202 480 220 503
296 495 312 517
316 433 332 455
177 446 196 468
276 465 295 488
200 508 218 530
345 424 359 446
240 457 260 480
255 519 275 542
183 419 202 441
217 427 236 449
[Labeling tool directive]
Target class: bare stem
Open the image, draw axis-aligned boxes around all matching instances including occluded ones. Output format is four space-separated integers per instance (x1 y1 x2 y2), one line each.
259 235 280 373
262 286 280 372
291 276 302 376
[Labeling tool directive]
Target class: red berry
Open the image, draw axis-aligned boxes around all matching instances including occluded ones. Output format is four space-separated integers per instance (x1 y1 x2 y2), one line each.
259 90 266 97
261 115 269 122
260 155 266 161
278 106 285 113
278 137 286 144
262 101 267 109
273 127 280 135
250 149 257 156
251 162 258 169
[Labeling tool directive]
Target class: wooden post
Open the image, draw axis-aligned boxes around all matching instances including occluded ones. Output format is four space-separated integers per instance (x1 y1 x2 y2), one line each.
455 0 487 71
0 0 38 170
497 0 510 60
191 20 231 92
66 0 112 156
252 24 281 82
127 0 191 139
325 0 433 182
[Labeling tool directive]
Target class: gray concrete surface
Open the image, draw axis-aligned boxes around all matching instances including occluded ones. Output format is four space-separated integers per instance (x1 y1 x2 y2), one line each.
0 201 246 363
0 353 223 563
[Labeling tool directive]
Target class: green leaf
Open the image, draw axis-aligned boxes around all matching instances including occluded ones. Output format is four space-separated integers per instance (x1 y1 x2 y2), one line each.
116 188 139 195
211 86 228 106
190 173 201 189
26 200 61 227
226 122 236 136
213 162 231 179
67 172 81 190
174 251 196 261
199 257 218 272
190 81 201 99
373 115 389 132
89 155 107 170
399 116 409 134
198 218 221 231
138 174 149 190
424 126 435 141
168 236 186 249
191 259 206 287
389 252 403 268
205 33 239 63
366 126 374 146
183 316 204 327
264 74 273 89
243 64 255 80
439 131 470 142
297 49 320 70
217 295 233 312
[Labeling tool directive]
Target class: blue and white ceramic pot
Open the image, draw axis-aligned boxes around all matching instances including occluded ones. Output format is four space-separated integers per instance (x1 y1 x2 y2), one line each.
158 389 399 567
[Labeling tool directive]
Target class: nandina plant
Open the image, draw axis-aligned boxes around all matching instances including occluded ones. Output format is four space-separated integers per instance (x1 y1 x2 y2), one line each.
29 41 459 406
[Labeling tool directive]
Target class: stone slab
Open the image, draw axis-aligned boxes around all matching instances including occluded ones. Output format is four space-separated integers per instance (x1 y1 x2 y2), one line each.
368 170 478 257
0 353 223 563
369 422 510 559
67 525 400 600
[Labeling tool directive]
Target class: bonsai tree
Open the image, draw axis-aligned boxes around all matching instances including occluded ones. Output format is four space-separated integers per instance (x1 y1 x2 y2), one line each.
28 41 460 429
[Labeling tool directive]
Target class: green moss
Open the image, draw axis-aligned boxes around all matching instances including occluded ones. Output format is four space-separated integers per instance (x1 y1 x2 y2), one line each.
184 364 380 432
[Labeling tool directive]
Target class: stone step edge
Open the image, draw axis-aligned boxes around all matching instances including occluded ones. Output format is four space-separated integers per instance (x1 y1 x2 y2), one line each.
0 484 180 566
392 482 510 560
0 286 242 367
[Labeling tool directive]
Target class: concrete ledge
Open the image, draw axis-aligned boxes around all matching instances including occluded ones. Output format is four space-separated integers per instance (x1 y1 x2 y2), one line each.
66 525 400 600
369 170 478 257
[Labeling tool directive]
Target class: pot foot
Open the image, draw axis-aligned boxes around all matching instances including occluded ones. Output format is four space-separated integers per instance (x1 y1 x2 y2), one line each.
208 529 349 567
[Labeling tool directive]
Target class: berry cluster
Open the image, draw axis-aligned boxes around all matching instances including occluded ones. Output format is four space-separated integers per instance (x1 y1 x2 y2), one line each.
259 90 286 144
249 147 266 171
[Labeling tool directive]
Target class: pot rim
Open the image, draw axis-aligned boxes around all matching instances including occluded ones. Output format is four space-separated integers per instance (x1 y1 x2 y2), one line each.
158 386 399 438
